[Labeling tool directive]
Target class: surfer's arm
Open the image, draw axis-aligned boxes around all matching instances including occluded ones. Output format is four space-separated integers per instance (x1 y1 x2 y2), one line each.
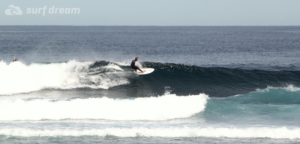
137 67 143 73
134 66 143 73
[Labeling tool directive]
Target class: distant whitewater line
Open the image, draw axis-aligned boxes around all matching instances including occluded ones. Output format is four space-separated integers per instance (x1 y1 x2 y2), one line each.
0 127 299 139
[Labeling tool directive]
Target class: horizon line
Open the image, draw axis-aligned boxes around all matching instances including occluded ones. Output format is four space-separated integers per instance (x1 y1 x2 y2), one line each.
1 25 300 27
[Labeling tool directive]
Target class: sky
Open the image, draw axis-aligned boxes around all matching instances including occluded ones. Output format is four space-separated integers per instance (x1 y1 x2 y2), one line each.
1 0 300 26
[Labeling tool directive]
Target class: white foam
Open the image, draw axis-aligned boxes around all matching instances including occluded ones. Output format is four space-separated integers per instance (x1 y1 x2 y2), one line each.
103 64 124 71
253 85 300 94
0 60 128 95
0 127 299 139
115 62 130 66
0 94 208 121
284 85 300 91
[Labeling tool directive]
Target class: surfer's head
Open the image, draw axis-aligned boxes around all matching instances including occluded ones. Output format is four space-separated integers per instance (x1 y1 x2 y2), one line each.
135 56 140 61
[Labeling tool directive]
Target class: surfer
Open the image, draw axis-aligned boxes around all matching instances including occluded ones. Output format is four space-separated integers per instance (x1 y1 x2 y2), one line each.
12 57 18 62
131 56 144 73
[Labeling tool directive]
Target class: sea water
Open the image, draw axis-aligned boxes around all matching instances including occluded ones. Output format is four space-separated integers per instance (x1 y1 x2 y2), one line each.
0 26 300 143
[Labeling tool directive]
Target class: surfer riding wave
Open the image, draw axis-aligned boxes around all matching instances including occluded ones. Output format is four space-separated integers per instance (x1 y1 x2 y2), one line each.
131 56 145 73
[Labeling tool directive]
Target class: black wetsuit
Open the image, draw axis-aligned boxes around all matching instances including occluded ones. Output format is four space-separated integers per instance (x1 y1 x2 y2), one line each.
131 60 142 72
131 60 138 70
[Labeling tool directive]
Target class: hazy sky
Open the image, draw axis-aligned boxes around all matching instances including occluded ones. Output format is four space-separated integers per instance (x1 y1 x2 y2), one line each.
1 0 300 26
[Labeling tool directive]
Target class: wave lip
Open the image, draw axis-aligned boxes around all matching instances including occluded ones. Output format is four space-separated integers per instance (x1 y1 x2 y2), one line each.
0 127 299 139
229 85 300 105
0 93 208 121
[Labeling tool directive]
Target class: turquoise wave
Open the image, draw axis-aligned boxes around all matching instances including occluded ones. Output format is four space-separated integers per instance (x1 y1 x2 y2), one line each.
201 87 300 126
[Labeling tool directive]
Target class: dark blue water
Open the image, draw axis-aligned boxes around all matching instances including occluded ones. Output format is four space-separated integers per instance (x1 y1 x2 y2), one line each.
1 26 300 143
1 26 300 68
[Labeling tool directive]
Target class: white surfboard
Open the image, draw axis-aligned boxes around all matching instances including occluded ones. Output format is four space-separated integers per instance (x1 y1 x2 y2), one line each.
134 68 154 75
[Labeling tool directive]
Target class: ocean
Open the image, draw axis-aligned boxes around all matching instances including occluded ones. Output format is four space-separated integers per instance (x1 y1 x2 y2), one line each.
0 26 300 143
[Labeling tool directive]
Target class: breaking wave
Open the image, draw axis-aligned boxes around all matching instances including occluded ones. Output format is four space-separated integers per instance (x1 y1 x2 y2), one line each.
0 60 129 95
0 93 208 121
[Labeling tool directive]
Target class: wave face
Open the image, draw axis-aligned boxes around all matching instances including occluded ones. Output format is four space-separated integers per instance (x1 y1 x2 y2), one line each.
125 62 300 97
203 86 300 127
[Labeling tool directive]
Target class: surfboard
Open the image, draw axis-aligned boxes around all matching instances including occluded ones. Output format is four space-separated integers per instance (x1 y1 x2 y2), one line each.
134 68 154 75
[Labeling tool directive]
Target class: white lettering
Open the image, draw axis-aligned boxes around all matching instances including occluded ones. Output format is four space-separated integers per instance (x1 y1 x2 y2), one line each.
49 6 54 14
26 8 31 14
42 6 47 16
18 5 80 16
38 8 42 13
65 8 70 14
59 8 64 14
31 8 38 14
71 8 80 14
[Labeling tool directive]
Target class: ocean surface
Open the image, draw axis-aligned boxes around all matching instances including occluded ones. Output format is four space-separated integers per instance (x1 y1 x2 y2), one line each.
0 26 300 143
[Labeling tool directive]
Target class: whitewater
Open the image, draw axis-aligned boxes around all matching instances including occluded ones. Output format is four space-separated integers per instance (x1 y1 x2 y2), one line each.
0 94 208 121
0 60 129 95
